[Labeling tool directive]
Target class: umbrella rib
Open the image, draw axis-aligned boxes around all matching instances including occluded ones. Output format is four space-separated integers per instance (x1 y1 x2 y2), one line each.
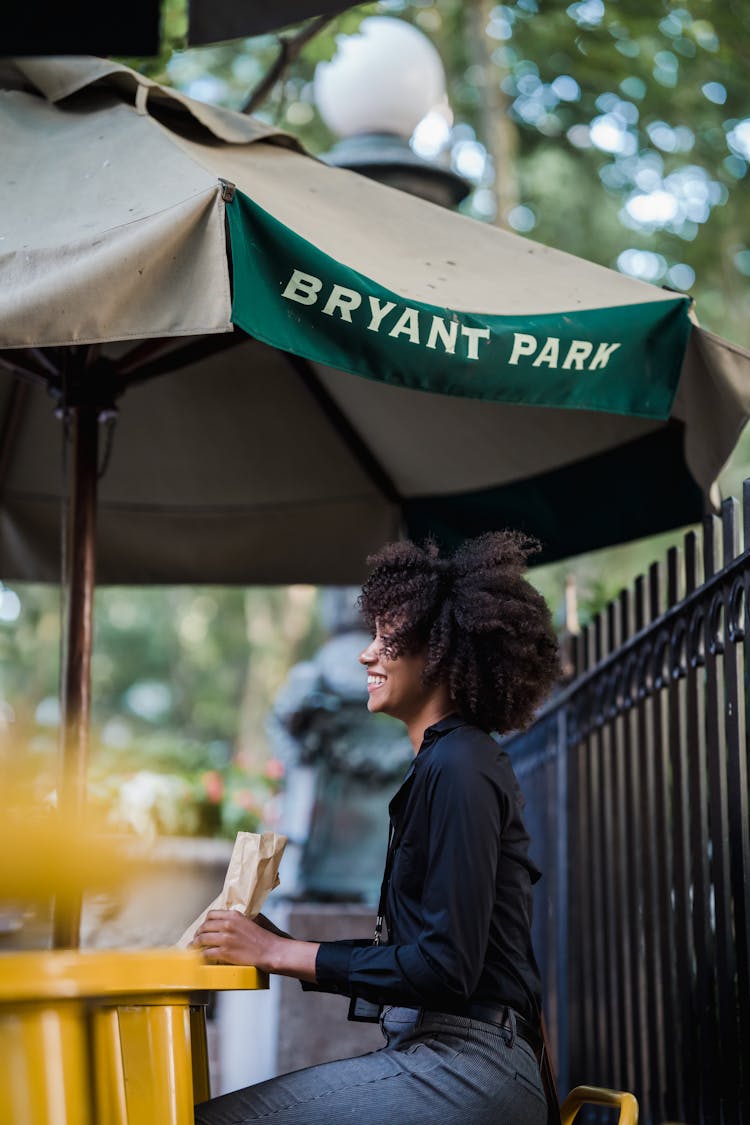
282 351 402 508
0 378 31 497
0 352 58 390
113 332 244 388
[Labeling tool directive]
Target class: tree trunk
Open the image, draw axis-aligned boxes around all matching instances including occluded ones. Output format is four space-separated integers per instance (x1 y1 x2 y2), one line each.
235 588 318 772
466 0 521 227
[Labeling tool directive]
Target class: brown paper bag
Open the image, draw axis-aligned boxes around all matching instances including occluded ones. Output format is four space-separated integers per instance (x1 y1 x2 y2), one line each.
177 830 287 949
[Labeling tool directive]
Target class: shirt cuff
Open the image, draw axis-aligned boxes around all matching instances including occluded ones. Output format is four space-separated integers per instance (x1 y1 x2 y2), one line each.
313 940 355 994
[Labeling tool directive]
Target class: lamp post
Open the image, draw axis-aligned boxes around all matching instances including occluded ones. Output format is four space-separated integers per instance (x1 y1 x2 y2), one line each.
314 17 470 209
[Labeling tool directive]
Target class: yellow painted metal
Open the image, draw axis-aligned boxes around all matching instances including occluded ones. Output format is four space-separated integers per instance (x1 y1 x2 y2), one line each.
115 1001 195 1124
92 996 217 1121
190 1004 211 1104
0 1000 93 1125
0 951 268 1124
91 1005 129 1125
195 964 268 991
0 949 266 1000
560 1085 639 1125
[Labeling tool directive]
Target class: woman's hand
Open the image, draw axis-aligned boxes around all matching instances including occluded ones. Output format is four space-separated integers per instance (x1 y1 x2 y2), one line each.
193 910 277 968
193 910 319 982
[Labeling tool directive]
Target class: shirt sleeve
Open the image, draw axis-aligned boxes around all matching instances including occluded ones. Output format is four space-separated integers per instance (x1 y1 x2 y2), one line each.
313 749 508 1007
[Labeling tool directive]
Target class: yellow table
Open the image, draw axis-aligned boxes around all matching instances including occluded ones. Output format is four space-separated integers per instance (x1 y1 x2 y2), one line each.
0 949 267 1125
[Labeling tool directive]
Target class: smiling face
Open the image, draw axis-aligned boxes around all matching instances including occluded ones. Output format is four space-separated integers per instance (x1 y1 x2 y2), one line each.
359 625 426 722
358 622 435 726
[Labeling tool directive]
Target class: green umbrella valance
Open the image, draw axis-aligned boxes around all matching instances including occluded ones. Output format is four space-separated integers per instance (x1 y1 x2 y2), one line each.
227 190 691 421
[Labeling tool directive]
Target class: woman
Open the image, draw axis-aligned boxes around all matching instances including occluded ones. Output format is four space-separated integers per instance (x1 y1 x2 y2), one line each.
194 532 560 1125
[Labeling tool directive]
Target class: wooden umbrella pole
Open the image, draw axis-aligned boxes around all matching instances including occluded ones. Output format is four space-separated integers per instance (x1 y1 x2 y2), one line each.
52 401 99 949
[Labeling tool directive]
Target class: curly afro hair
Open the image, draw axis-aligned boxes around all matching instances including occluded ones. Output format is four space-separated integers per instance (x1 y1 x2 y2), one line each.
358 532 560 734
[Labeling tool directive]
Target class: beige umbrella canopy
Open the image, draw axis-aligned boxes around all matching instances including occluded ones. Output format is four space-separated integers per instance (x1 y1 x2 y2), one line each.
2 55 750 941
2 55 750 582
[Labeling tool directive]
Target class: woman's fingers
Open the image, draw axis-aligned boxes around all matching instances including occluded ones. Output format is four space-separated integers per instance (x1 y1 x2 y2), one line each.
191 909 273 968
200 947 225 961
205 910 243 924
197 911 246 938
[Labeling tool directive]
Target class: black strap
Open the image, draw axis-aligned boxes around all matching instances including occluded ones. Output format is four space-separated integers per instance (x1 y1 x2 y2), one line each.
372 760 415 945
347 811 404 1023
373 817 398 945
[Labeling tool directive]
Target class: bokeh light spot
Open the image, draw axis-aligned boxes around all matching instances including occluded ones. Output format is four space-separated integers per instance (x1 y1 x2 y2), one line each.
616 249 667 283
702 82 727 105
666 263 695 290
508 205 536 232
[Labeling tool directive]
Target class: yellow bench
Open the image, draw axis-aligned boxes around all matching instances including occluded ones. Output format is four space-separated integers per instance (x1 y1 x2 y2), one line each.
0 949 266 1125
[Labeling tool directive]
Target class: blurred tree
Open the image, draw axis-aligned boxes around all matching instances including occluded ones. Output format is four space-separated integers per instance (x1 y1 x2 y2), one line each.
122 1 749 352
120 0 750 615
0 582 323 827
3 1 747 801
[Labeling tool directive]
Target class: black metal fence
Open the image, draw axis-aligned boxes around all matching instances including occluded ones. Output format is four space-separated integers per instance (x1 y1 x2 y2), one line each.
507 488 750 1125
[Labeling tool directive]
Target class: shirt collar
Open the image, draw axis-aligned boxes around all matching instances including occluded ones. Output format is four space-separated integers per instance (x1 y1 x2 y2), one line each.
418 713 467 754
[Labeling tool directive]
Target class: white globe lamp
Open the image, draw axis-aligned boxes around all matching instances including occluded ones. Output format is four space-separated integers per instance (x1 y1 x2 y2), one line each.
315 17 445 139
314 17 469 208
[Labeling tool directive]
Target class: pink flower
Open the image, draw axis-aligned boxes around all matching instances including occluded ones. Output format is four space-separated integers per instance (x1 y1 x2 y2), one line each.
234 789 260 813
202 770 224 804
234 749 254 771
264 758 285 781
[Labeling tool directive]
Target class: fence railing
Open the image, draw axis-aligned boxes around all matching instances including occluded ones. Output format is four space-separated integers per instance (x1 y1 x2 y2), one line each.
506 486 750 1124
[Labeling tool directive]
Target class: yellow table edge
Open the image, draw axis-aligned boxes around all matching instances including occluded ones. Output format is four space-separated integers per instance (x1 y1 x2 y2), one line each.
0 950 267 1000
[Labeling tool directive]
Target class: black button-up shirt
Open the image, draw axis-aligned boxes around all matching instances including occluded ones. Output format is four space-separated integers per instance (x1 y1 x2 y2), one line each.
312 716 542 1021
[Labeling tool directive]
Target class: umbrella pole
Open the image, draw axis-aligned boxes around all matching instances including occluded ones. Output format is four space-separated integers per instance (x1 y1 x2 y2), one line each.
52 402 99 949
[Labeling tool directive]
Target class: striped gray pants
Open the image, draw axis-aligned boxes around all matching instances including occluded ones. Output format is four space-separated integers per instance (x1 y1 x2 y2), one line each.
195 1006 548 1124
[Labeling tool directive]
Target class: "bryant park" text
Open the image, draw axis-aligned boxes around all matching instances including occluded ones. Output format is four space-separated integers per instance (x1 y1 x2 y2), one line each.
281 268 623 371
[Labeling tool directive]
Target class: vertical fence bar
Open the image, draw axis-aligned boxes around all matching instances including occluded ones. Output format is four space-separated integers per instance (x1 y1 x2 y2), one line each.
555 705 570 1097
620 587 645 1104
597 604 621 1085
684 527 718 1122
738 481 750 1116
614 589 637 1097
652 558 683 1119
703 511 740 1125
571 628 593 1088
633 572 662 1117
721 498 750 1113
587 620 604 1086
640 564 668 1121
589 614 610 1084
665 544 690 1124
544 716 559 1068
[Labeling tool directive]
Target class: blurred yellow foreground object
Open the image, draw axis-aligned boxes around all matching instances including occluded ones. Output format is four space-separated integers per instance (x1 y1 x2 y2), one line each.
0 815 131 903
560 1084 639 1125
0 949 267 1125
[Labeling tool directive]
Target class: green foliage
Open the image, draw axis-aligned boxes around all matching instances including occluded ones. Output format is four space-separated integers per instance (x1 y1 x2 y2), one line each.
84 760 284 839
117 0 749 616
119 0 749 352
118 1 749 353
4 2 747 796
1 583 321 838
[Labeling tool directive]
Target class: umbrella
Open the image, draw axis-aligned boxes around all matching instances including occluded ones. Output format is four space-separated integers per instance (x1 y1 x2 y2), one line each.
3 1 360 56
2 55 749 941
187 1 361 47
3 56 749 579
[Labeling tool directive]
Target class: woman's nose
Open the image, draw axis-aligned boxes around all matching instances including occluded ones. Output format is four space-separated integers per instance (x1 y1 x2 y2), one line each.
359 639 377 665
